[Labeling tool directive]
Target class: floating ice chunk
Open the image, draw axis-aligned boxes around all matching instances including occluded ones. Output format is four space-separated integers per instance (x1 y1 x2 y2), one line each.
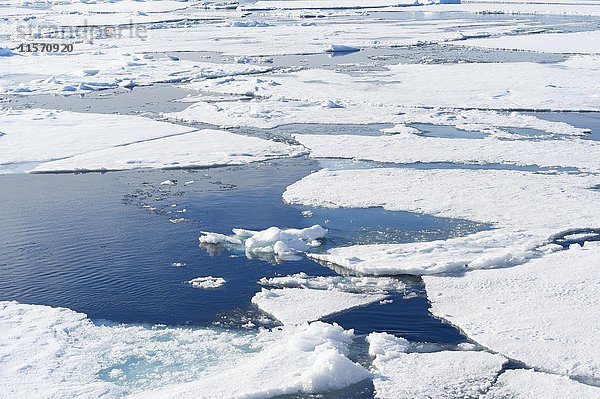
169 217 186 224
199 232 243 245
252 287 386 325
171 262 186 267
258 272 405 294
200 225 327 262
322 100 344 109
301 210 313 217
483 369 600 399
425 243 600 382
229 20 272 27
160 179 177 186
325 44 360 53
137 321 370 398
368 332 507 399
183 180 195 186
187 276 226 289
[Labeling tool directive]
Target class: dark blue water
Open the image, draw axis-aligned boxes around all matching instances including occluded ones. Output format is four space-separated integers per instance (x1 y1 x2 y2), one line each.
0 159 482 343
526 111 600 141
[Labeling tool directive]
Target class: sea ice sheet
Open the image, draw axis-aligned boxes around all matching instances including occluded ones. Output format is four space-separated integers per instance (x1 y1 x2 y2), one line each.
425 243 600 382
252 287 387 325
368 332 507 399
30 129 304 173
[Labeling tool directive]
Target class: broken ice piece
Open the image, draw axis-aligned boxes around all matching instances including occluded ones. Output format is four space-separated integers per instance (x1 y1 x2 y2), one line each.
187 276 226 289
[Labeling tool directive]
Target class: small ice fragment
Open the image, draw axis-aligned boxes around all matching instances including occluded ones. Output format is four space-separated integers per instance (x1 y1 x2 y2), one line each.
302 210 313 217
160 179 177 186
183 180 195 186
325 44 360 53
171 262 186 267
169 217 186 224
322 100 344 109
380 299 394 305
187 276 226 289
199 232 243 245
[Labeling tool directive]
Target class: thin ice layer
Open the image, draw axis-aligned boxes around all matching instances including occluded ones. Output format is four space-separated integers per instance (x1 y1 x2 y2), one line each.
252 288 387 325
31 129 304 173
368 332 507 399
424 243 600 382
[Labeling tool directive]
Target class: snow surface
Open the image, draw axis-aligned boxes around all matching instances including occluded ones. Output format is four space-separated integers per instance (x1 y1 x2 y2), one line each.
29 129 304 173
200 225 327 262
294 133 600 172
484 369 600 399
252 287 387 325
284 168 600 275
425 242 600 382
258 272 406 294
368 332 507 399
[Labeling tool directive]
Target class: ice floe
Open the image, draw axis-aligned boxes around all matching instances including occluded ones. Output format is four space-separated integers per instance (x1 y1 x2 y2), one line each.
136 321 371 398
425 242 600 382
294 133 600 172
450 30 600 55
168 99 589 136
258 272 405 294
368 332 507 399
29 129 304 173
187 276 226 289
484 369 600 399
284 168 600 275
252 287 387 325
199 225 327 262
0 109 193 166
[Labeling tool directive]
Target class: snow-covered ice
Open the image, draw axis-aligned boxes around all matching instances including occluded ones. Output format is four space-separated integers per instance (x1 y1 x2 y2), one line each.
180 56 600 111
200 225 327 261
252 287 387 325
367 332 507 399
294 132 600 172
258 272 405 294
0 301 371 399
29 129 304 173
136 321 371 398
425 242 600 382
483 369 600 399
0 109 193 166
